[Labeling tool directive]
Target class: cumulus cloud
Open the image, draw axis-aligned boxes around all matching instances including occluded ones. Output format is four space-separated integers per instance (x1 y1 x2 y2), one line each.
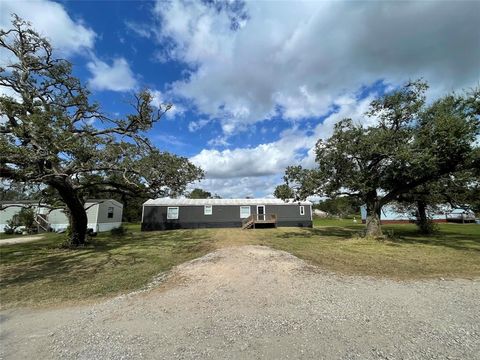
191 143 297 179
0 0 95 55
191 92 375 180
87 57 138 92
191 175 280 199
150 90 185 119
188 119 210 132
189 92 377 196
153 0 480 135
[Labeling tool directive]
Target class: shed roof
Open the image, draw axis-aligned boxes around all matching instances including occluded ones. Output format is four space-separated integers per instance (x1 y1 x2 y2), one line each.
85 199 123 208
0 199 122 207
143 198 312 207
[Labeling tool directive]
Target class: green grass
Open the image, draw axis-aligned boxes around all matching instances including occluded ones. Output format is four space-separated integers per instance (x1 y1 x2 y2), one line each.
0 224 214 308
1 220 479 308
207 221 480 280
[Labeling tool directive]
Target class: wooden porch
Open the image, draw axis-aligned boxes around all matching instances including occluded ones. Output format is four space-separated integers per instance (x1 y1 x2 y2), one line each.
242 214 277 229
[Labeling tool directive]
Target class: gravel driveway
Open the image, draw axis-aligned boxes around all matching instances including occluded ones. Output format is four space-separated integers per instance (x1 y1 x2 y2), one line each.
1 245 479 359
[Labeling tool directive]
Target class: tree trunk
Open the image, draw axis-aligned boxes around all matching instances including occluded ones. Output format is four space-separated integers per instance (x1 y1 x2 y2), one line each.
416 200 427 231
365 198 383 238
50 180 88 246
416 200 435 234
67 200 88 246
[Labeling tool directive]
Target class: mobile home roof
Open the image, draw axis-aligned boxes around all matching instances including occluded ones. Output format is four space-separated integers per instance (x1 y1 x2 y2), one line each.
143 198 312 206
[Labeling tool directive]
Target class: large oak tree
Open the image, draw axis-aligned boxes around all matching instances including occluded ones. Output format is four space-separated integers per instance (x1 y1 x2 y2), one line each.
276 81 479 237
0 16 203 246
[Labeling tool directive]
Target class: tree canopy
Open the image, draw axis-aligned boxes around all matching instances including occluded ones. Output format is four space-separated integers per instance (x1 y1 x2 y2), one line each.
395 169 480 233
0 16 203 245
188 188 212 199
276 80 479 237
314 197 362 218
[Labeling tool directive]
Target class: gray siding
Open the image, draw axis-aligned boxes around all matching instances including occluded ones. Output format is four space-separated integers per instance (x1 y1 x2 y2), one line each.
266 204 311 226
142 204 312 231
47 209 69 225
1 199 123 233
96 200 123 224
0 206 22 225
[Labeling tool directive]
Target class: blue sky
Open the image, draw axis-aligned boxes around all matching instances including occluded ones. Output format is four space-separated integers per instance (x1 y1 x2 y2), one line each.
1 0 479 198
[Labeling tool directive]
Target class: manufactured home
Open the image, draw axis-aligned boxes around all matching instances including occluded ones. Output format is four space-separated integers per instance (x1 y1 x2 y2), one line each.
141 198 313 231
0 199 123 233
360 204 476 224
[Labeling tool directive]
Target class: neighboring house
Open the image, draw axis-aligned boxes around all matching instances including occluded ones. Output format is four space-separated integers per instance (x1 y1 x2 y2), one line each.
360 204 476 224
0 199 123 233
141 198 313 231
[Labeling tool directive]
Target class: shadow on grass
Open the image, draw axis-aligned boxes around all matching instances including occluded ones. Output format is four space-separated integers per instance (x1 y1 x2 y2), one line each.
388 232 480 252
0 229 215 289
276 226 361 240
277 224 480 252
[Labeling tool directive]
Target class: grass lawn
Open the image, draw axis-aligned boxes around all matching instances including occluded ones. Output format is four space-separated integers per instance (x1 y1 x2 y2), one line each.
1 220 479 308
0 224 215 308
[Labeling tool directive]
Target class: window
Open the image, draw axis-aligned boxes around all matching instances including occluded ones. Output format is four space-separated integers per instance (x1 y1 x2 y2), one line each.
107 207 114 219
167 207 179 220
299 206 305 216
204 205 212 215
240 206 251 218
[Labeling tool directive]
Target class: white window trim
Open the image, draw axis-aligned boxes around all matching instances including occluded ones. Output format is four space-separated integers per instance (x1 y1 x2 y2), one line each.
300 205 305 216
204 205 213 215
167 206 179 220
240 206 251 219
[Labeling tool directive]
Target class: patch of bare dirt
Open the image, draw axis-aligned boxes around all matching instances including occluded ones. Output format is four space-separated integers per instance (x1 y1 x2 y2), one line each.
0 235 44 246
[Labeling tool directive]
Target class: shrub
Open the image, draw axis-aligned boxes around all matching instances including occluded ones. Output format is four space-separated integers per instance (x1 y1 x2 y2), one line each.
4 226 15 235
6 208 36 233
110 226 126 236
416 219 439 235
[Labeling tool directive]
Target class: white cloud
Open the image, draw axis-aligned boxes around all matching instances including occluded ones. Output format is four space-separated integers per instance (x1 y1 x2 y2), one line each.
125 20 153 39
188 119 210 132
189 93 377 196
207 136 229 148
87 57 138 92
191 93 375 179
191 175 280 199
0 0 95 55
153 0 480 136
190 121 315 179
150 90 185 119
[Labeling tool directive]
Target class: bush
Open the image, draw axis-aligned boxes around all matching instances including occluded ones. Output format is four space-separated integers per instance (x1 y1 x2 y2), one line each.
4 226 15 235
6 208 36 234
416 219 439 235
110 226 126 236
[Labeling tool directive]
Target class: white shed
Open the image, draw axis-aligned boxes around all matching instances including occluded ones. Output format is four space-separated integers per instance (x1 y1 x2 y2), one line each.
0 199 123 233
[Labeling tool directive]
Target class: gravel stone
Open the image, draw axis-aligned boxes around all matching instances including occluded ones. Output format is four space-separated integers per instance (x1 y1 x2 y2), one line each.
1 245 479 359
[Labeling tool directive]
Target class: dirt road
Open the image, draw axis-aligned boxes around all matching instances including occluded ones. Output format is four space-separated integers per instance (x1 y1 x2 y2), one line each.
1 246 479 359
0 235 44 246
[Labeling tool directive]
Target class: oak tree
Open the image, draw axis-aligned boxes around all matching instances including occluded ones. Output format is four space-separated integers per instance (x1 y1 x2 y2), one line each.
276 81 479 237
0 16 203 246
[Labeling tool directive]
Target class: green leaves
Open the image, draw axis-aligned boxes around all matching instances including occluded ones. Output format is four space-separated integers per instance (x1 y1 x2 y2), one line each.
277 79 479 221
0 15 203 201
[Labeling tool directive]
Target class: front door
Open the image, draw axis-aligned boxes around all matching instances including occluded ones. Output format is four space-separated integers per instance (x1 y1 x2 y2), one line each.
257 205 265 221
